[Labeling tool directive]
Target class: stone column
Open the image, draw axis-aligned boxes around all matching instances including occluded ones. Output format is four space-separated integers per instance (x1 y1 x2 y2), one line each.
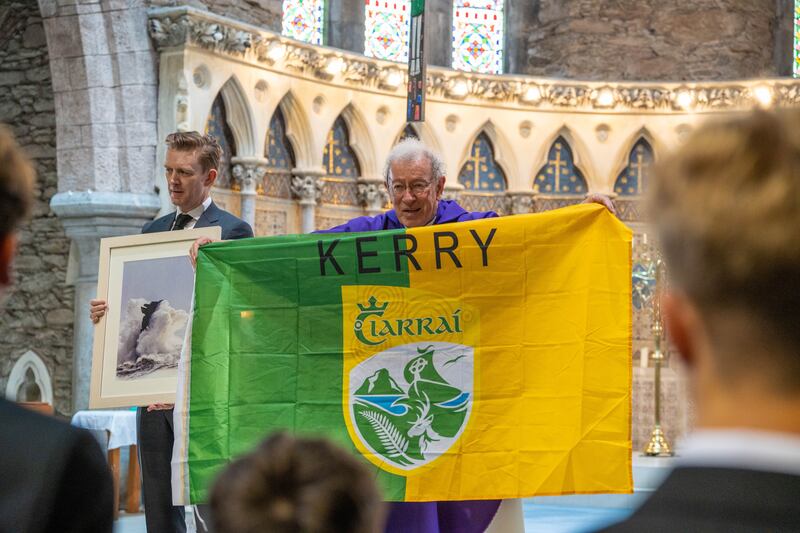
327 0 365 54
291 170 324 233
504 1 538 74
50 192 160 411
507 192 534 215
232 158 267 231
357 178 390 216
40 0 160 410
426 0 454 67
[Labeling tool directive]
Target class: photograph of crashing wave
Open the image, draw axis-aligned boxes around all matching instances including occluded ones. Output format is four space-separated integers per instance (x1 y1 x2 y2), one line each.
116 255 194 379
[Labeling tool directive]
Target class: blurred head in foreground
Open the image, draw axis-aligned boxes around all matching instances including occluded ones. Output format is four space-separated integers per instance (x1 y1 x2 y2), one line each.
650 109 800 432
210 432 385 533
0 125 34 293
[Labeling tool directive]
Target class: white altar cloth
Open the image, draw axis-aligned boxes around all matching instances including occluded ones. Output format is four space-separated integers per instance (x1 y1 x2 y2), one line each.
71 409 137 450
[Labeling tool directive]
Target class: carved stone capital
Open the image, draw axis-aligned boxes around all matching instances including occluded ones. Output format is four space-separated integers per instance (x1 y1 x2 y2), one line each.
506 192 534 215
357 179 389 214
291 173 324 205
232 160 266 195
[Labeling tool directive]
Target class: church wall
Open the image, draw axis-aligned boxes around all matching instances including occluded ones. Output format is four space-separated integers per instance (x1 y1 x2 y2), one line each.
0 0 74 416
149 7 800 448
525 0 782 80
149 0 282 32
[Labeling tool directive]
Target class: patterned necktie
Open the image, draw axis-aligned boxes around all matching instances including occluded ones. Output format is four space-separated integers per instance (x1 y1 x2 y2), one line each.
172 213 193 230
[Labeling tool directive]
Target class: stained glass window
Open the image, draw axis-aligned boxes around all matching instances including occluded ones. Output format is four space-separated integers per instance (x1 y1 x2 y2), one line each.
365 0 410 62
398 123 419 142
205 94 236 188
614 139 653 197
533 137 587 195
452 0 504 74
282 0 325 45
323 117 360 177
795 0 800 77
458 133 506 191
265 108 295 170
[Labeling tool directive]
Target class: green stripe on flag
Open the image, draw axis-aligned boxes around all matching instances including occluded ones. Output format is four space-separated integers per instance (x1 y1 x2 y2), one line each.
188 230 411 501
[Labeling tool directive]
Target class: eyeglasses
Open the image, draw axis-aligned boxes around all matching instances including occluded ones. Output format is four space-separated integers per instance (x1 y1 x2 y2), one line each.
390 180 435 197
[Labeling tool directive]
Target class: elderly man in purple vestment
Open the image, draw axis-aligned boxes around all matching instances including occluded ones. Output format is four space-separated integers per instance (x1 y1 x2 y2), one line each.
192 138 614 533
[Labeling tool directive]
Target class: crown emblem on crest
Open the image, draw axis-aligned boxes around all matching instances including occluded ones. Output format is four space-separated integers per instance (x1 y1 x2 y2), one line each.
357 296 388 316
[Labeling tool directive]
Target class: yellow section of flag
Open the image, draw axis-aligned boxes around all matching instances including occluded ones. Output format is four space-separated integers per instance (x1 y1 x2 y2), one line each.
342 204 633 500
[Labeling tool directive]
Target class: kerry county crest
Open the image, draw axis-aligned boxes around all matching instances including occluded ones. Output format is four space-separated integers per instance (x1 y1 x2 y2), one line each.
348 342 474 470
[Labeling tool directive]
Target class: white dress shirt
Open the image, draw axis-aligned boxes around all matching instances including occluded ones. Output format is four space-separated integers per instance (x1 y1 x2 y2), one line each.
173 196 212 230
677 429 800 476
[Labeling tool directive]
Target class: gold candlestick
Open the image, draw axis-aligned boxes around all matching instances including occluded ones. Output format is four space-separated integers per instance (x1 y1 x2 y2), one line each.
644 253 673 456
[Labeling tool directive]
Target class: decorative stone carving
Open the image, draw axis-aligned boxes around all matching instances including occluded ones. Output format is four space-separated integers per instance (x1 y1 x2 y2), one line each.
507 193 534 215
291 174 323 204
441 185 462 203
445 114 459 133
149 15 190 48
232 162 265 195
357 181 390 213
192 65 210 88
518 121 532 138
147 8 800 113
595 124 611 143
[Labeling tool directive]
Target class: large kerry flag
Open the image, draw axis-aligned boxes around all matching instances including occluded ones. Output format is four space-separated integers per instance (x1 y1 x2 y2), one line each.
173 204 633 503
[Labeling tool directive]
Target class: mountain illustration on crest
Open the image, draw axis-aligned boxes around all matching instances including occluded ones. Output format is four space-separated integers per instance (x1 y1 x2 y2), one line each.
355 368 404 395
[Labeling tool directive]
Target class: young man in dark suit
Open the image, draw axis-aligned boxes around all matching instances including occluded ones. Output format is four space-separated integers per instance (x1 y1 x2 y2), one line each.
0 126 114 532
600 111 800 532
91 131 253 532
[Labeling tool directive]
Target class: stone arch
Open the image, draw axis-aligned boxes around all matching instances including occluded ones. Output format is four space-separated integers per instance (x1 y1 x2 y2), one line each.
610 127 659 188
531 126 595 191
394 123 421 144
275 90 314 169
215 75 258 157
391 122 444 161
5 351 53 405
338 103 378 179
457 120 516 187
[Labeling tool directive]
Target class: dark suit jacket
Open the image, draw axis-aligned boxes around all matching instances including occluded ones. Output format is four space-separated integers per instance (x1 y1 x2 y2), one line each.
141 201 254 239
0 399 114 533
599 466 800 532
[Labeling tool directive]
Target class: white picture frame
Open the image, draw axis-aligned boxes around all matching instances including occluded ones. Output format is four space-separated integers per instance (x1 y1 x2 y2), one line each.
89 227 221 408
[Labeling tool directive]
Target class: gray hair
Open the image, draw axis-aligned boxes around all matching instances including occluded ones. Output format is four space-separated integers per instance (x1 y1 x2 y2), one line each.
383 137 446 185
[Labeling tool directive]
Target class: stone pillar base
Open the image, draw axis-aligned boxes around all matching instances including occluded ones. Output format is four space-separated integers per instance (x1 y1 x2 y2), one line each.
51 191 161 411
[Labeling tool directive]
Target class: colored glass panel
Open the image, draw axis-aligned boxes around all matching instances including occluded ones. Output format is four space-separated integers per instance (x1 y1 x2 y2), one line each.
205 94 236 188
614 139 653 197
399 124 419 141
795 0 800 77
265 109 295 170
365 0 410 62
323 117 360 177
533 137 587 195
282 0 324 45
452 0 504 74
457 133 506 192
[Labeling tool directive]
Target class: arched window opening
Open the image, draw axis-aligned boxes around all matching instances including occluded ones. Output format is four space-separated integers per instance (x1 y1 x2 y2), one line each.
452 0 504 74
205 94 237 189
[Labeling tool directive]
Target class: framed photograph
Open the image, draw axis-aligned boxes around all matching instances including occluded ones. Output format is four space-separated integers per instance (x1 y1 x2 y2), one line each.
89 227 222 408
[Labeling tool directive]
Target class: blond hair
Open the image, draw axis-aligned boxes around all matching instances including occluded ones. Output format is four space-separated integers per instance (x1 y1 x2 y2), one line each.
0 126 35 238
649 110 800 387
165 131 223 173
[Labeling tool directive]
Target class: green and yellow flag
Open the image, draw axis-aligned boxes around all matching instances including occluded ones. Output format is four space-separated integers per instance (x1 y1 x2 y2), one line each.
173 204 633 503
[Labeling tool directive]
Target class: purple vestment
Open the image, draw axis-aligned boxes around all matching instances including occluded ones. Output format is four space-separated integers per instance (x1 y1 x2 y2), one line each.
317 199 502 533
316 199 498 234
